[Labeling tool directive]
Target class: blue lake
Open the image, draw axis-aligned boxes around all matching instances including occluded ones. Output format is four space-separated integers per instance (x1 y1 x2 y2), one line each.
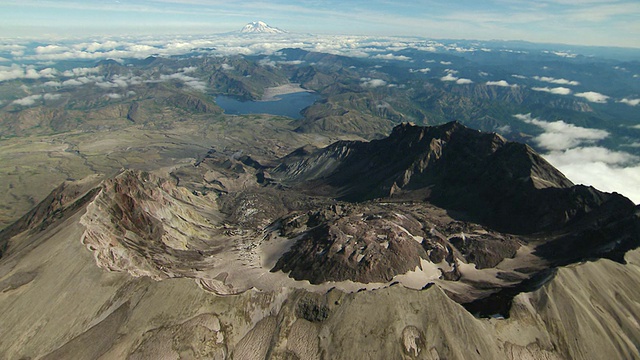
215 92 319 119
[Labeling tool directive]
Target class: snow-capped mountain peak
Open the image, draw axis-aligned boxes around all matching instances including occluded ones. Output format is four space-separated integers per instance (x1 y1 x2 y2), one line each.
240 21 287 34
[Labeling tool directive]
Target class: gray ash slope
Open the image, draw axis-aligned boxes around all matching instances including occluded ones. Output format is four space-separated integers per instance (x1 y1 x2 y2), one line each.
268 121 640 291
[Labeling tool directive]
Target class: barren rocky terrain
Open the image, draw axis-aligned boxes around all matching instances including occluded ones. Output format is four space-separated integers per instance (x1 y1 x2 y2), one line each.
1 44 640 359
1 119 639 359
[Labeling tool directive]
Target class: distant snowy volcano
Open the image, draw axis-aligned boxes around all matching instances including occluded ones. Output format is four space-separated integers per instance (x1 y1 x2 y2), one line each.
240 21 287 34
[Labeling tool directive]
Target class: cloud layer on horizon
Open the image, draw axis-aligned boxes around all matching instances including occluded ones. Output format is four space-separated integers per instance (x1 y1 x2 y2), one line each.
4 0 639 48
0 35 474 71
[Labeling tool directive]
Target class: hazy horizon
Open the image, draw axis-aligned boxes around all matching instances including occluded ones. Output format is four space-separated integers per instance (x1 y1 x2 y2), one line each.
1 0 639 49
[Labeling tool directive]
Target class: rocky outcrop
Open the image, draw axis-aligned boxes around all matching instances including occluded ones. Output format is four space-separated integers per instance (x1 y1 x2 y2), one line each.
80 170 224 281
168 93 221 114
69 157 527 299
272 204 429 283
272 202 522 284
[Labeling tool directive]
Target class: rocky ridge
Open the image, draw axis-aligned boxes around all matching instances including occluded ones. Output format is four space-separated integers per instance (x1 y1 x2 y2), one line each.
272 121 634 235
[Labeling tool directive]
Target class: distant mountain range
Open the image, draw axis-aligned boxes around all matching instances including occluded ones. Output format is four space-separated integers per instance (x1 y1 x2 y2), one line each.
240 21 287 34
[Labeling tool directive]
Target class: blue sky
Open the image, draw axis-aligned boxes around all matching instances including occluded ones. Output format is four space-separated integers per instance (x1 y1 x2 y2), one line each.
0 0 639 48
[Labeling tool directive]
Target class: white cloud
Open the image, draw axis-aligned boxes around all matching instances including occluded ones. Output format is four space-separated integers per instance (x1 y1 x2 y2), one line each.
157 71 207 91
515 113 640 203
43 93 61 101
62 67 100 77
531 86 572 95
278 60 305 65
160 72 190 81
544 148 640 204
22 67 58 79
372 53 411 61
574 91 609 103
181 66 198 73
512 75 527 79
5 35 441 64
0 65 57 81
532 76 580 86
24 68 41 79
75 41 122 52
76 76 98 84
62 79 84 86
258 58 277 67
514 113 608 151
441 72 471 84
486 80 516 87
94 73 143 89
22 40 158 61
0 44 25 52
220 63 234 70
95 81 118 89
106 93 122 99
39 68 58 77
184 80 207 92
35 45 68 54
409 68 431 73
127 44 156 53
440 61 452 65
12 94 42 106
618 98 640 106
361 78 387 88
546 51 577 58
496 125 511 134
545 147 636 166
440 73 458 82
0 64 27 82
43 81 62 87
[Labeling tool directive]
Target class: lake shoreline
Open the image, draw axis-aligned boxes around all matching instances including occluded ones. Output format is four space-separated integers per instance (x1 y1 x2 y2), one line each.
215 89 319 119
